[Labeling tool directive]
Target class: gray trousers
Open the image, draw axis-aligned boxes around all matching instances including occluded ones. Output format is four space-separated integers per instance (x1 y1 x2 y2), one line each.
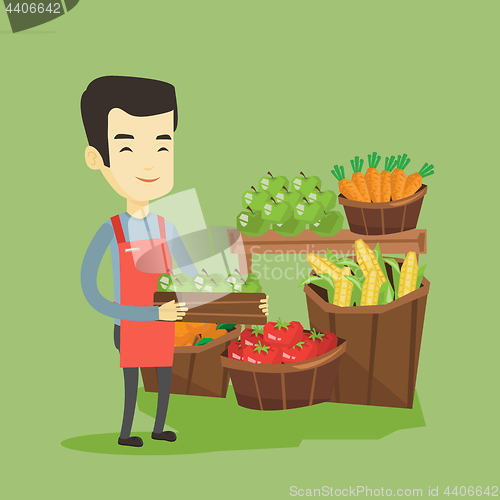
114 325 172 438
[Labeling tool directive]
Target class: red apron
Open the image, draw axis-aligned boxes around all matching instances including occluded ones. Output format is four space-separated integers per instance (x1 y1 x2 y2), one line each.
110 214 175 368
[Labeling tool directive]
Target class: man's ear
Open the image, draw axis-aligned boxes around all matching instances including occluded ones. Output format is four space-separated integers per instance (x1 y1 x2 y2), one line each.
85 146 105 171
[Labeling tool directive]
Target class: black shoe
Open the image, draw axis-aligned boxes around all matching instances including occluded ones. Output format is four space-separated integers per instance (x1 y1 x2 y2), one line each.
151 431 177 442
118 436 144 447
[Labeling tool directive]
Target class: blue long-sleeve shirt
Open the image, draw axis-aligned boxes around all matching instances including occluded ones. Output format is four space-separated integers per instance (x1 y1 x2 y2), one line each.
81 212 197 324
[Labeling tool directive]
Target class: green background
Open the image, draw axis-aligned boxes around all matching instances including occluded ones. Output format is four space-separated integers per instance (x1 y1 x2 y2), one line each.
1 0 498 498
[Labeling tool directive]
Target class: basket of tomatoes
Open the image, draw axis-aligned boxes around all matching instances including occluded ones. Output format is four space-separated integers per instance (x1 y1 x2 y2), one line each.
332 153 434 235
220 321 346 410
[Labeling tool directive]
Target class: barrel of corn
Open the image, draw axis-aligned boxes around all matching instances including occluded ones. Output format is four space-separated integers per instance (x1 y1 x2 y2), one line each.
304 244 430 409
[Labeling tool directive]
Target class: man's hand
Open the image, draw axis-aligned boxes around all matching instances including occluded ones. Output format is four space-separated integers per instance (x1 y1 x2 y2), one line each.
258 295 269 316
159 300 188 321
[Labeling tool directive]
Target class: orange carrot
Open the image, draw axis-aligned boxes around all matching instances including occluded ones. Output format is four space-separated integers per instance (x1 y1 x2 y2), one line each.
331 165 363 201
391 154 411 200
350 156 371 203
402 163 434 199
365 152 382 202
381 156 397 202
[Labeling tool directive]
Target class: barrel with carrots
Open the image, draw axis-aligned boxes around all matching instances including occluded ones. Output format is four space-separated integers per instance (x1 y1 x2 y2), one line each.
333 152 433 235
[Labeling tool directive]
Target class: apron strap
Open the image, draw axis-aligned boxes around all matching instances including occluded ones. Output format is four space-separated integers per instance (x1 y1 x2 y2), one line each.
157 215 171 274
110 215 126 245
158 215 166 240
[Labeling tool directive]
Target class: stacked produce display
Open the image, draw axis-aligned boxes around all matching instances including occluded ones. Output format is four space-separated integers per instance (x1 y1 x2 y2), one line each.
236 171 344 237
147 150 433 409
227 321 339 364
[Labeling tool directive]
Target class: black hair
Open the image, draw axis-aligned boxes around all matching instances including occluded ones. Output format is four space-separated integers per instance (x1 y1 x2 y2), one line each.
81 76 178 167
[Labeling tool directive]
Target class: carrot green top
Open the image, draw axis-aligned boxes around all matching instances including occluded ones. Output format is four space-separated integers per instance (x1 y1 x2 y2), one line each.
395 153 411 170
384 155 397 172
368 151 381 169
331 165 347 181
418 162 435 178
350 156 364 173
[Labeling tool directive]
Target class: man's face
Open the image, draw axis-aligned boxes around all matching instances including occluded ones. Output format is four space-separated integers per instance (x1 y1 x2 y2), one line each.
104 108 174 202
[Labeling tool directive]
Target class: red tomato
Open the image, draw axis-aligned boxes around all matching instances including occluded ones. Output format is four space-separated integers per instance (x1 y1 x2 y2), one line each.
282 339 318 364
320 332 338 354
263 320 303 347
305 330 338 356
228 341 245 361
243 341 282 364
240 327 264 348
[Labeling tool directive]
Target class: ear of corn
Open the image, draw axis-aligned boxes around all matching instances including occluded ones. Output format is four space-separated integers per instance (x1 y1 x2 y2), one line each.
354 239 386 284
307 253 343 281
360 269 380 306
398 251 418 297
333 266 353 307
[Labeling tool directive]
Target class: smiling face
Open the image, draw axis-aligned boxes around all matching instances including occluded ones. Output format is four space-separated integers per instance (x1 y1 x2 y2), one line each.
86 108 174 203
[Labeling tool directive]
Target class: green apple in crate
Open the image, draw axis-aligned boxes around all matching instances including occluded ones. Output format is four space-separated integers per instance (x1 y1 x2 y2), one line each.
292 172 322 195
236 207 270 237
242 186 270 211
275 186 301 208
307 187 337 212
241 280 263 293
170 276 196 292
227 270 246 292
193 269 225 290
262 198 293 223
259 172 289 197
274 215 307 237
294 198 324 223
231 277 247 292
203 279 233 293
310 211 344 237
193 269 209 290
157 273 173 291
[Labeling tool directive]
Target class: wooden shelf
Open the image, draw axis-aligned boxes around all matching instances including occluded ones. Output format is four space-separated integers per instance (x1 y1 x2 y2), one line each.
228 229 427 273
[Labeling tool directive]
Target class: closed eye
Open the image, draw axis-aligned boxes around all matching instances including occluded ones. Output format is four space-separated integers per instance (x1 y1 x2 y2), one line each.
119 147 133 152
158 147 169 152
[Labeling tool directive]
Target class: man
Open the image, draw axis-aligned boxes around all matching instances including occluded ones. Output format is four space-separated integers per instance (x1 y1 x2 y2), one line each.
80 76 195 447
